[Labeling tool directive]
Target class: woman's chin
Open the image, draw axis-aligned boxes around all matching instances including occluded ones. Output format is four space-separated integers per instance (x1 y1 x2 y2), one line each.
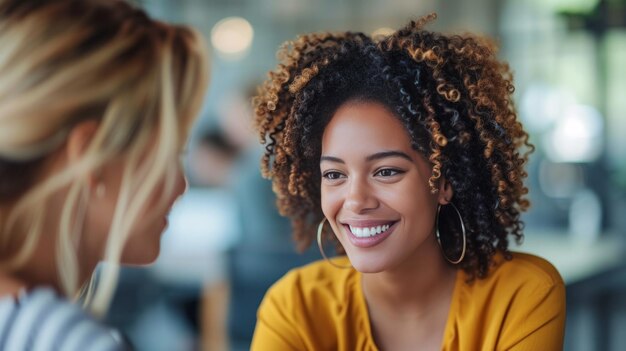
120 246 161 266
346 253 390 274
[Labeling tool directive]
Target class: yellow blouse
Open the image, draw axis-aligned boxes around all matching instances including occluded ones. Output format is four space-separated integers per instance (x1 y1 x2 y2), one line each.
251 252 565 351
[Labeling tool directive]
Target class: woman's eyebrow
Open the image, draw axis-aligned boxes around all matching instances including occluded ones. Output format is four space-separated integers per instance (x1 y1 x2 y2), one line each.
320 156 344 164
365 150 412 162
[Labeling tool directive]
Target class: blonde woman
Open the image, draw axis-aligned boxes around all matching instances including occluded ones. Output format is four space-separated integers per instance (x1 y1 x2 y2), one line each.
0 0 208 349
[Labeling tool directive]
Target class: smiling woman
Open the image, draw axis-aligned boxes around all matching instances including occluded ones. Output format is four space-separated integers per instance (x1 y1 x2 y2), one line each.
250 13 566 351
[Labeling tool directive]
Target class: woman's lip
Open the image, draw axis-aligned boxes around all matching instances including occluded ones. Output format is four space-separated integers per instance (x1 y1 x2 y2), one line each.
340 219 398 227
342 221 398 248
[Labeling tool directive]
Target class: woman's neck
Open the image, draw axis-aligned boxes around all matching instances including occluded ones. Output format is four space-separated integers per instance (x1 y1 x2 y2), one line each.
0 270 26 297
0 206 26 296
1 226 64 296
361 233 457 313
360 234 458 351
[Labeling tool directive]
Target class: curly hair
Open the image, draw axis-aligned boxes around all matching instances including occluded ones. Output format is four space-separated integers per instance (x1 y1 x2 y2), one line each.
253 13 533 279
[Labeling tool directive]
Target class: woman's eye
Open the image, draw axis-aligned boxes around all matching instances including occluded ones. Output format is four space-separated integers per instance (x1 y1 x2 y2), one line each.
375 168 402 177
322 171 344 180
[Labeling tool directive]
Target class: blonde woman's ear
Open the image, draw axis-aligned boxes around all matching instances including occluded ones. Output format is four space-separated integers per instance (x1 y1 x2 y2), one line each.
65 119 100 186
438 178 454 205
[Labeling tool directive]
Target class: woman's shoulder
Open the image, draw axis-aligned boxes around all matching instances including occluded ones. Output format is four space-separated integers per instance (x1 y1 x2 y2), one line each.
451 254 566 349
458 251 564 307
0 288 126 351
253 257 363 349
490 251 563 288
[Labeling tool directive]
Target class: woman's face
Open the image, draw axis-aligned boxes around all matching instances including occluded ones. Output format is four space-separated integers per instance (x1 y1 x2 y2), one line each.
83 139 187 267
320 101 450 273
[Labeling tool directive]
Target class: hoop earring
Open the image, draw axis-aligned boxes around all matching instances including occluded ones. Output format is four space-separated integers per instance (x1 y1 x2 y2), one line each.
317 218 352 269
435 203 467 264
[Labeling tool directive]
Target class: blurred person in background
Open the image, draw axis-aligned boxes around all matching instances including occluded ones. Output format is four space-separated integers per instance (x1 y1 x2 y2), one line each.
251 14 565 350
0 0 208 349
188 129 241 188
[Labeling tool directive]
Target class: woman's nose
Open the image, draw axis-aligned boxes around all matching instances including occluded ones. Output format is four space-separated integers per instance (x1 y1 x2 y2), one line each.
342 177 378 214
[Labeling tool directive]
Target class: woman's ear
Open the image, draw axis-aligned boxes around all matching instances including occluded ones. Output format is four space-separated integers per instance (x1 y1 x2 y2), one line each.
65 120 100 186
437 177 454 205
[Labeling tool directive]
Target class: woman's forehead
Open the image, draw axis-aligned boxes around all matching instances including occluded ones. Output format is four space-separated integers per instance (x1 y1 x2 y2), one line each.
321 101 415 157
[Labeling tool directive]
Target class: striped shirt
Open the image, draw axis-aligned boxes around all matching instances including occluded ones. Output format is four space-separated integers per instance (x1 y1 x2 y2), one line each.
0 288 127 351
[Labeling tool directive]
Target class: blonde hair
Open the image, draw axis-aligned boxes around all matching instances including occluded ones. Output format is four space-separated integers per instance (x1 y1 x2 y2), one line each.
0 0 209 316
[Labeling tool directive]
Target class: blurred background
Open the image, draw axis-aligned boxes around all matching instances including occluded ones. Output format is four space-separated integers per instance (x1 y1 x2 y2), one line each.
104 0 626 350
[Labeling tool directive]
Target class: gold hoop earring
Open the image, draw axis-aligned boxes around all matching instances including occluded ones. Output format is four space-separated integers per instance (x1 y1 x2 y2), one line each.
317 218 352 269
435 203 467 264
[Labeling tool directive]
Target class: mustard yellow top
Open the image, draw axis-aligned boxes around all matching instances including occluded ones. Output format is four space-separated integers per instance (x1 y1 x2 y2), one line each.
251 252 565 351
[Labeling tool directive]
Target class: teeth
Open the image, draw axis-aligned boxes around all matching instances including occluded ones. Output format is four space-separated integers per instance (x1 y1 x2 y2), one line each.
349 224 391 238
